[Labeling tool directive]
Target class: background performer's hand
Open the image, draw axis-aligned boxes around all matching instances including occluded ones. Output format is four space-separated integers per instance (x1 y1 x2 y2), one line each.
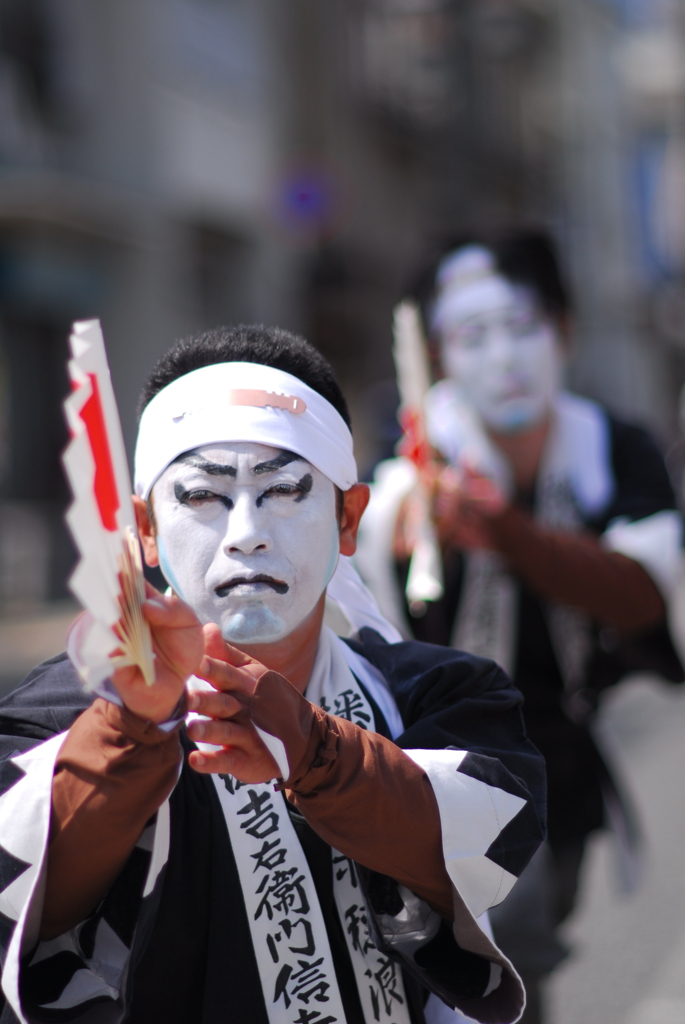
434 465 506 550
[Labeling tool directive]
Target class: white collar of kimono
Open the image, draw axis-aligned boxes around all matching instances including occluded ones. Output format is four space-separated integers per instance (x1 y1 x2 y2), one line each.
134 361 357 500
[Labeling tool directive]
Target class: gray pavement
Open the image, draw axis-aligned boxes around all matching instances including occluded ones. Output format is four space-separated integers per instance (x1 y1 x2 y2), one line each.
547 677 685 1024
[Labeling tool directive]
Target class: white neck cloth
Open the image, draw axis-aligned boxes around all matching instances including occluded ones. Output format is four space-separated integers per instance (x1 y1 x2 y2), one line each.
134 361 357 499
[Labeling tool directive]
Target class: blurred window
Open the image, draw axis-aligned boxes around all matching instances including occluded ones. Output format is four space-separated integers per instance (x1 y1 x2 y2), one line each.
0 0 96 130
169 0 265 100
349 0 455 127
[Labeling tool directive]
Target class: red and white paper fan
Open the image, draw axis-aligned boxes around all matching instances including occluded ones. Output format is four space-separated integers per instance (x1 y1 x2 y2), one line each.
63 319 155 691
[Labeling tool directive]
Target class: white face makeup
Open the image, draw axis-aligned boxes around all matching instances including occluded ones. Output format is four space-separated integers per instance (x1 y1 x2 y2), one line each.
436 273 562 434
150 442 340 644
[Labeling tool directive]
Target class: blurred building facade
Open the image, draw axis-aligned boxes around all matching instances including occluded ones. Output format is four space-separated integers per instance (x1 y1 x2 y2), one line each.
1 0 684 607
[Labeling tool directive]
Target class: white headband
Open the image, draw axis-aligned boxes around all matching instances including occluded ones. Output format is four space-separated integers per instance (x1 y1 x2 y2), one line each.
431 245 499 332
134 361 357 499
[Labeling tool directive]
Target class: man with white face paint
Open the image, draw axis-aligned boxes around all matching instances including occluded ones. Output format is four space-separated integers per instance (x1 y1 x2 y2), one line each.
0 325 546 1024
433 256 561 438
150 444 341 645
356 232 685 1023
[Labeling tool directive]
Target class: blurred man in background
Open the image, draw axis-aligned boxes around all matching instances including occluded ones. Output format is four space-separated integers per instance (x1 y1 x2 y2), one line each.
356 230 685 1023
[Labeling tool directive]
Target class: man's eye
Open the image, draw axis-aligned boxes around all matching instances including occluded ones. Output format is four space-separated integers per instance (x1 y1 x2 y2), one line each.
258 476 313 506
175 484 231 509
264 484 299 498
508 312 541 338
187 490 217 504
447 324 486 349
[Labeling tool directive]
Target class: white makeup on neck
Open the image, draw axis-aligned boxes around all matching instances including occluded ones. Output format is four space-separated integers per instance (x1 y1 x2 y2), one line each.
435 266 562 434
150 442 340 644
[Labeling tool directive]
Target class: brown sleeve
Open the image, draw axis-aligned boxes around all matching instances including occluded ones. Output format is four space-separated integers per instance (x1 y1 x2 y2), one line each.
486 504 665 631
42 698 183 940
250 671 455 920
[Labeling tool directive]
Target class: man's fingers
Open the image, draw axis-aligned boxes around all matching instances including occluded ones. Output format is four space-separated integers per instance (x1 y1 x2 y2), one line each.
202 623 259 668
141 599 172 625
185 717 281 781
459 471 506 515
111 664 138 689
142 592 199 628
187 688 245 719
187 717 247 747
203 623 234 660
196 654 258 695
188 745 280 782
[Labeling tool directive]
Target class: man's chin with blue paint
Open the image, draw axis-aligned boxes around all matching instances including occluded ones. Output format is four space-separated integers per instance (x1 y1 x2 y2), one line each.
143 442 341 644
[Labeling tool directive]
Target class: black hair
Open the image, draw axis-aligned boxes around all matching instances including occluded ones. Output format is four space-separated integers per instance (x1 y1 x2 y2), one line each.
407 228 571 333
138 323 351 428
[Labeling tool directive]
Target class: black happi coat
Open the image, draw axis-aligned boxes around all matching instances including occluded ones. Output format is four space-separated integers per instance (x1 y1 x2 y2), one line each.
0 630 546 1024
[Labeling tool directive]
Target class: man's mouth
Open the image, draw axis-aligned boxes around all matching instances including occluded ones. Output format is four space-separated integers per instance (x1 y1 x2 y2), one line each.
496 381 530 402
215 574 289 597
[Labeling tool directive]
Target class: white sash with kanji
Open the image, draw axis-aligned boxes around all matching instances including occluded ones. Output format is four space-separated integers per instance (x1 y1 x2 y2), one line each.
210 627 412 1024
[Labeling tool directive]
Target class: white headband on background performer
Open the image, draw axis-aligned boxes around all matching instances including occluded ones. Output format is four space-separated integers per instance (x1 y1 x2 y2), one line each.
133 360 402 644
430 244 499 334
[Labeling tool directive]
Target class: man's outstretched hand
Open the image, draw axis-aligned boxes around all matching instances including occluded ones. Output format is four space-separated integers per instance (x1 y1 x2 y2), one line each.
186 624 282 783
113 606 285 781
111 583 205 723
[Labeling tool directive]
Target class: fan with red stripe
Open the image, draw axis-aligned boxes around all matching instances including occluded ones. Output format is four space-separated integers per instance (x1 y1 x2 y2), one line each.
62 320 155 690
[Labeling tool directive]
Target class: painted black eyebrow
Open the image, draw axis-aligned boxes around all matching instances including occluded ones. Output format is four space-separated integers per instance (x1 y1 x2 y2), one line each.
252 451 304 476
294 473 313 502
173 453 237 477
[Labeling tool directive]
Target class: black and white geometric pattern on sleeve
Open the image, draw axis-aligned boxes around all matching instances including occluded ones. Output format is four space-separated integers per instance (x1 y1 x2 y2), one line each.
0 738 171 1024
404 749 531 920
